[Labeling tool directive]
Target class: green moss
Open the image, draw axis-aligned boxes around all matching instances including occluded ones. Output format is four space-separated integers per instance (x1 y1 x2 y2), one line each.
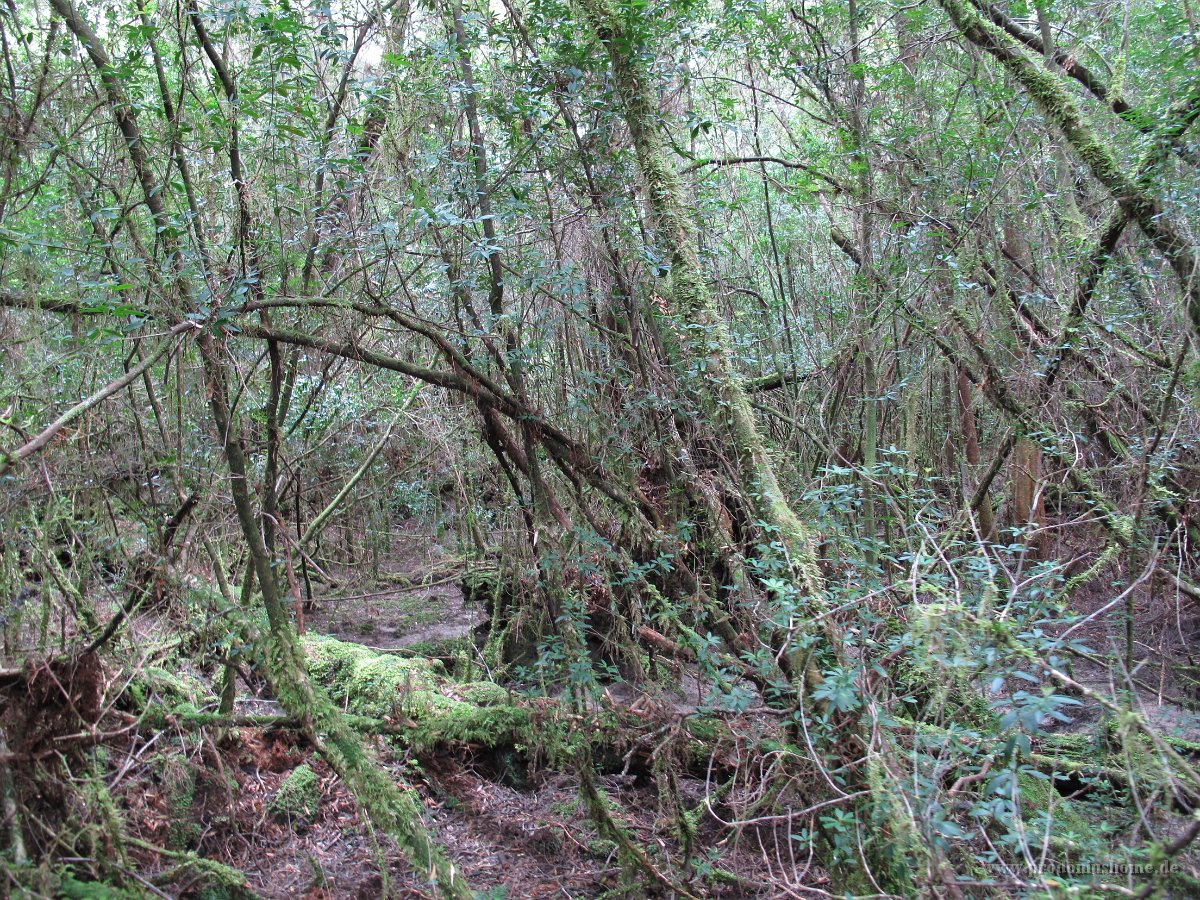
1040 731 1098 757
409 701 529 753
404 637 479 679
461 568 503 606
271 764 320 823
81 767 128 869
151 754 200 852
456 682 508 706
1041 718 1189 788
1017 770 1090 846
121 666 207 714
404 637 471 658
303 634 442 718
864 754 922 893
58 874 143 900
684 718 721 742
1159 732 1200 755
303 634 531 752
152 851 255 900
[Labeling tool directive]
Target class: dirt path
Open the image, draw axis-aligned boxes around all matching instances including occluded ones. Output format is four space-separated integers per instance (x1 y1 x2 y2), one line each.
309 526 481 650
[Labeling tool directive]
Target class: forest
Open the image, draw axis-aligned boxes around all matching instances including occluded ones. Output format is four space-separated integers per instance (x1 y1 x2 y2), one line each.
0 0 1198 895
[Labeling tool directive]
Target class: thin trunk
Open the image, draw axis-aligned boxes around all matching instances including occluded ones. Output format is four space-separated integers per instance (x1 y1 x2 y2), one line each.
862 352 878 570
956 369 995 542
1011 437 1045 556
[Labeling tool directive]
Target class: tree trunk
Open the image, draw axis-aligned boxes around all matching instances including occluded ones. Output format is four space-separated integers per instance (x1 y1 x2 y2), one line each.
957 369 996 542
577 0 825 611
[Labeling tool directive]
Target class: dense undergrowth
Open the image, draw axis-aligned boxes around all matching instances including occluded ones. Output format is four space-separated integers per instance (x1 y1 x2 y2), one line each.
3 482 1199 897
2 0 1199 895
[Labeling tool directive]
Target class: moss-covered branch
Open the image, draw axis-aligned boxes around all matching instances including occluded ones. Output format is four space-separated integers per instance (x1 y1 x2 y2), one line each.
939 0 1200 343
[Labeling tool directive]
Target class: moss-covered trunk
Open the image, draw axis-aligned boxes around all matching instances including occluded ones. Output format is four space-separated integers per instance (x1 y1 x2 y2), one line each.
577 0 827 654
938 0 1200 343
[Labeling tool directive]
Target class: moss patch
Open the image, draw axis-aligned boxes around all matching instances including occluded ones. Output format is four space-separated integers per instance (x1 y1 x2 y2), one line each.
304 633 443 718
270 764 320 823
151 754 200 852
58 874 144 900
302 634 531 752
455 681 509 706
403 636 471 658
120 665 208 715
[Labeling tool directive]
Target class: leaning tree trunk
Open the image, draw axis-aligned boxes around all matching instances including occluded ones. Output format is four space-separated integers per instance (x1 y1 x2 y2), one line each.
577 0 825 617
957 369 997 542
573 10 929 890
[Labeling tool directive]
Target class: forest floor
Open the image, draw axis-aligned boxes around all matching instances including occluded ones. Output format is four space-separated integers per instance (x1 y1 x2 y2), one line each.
123 732 782 899
309 522 482 651
1037 559 1200 743
111 527 792 898
12 526 1200 897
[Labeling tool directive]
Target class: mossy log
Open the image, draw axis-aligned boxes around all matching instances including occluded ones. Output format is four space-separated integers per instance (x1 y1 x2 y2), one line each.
302 634 531 753
301 636 810 777
132 634 783 782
